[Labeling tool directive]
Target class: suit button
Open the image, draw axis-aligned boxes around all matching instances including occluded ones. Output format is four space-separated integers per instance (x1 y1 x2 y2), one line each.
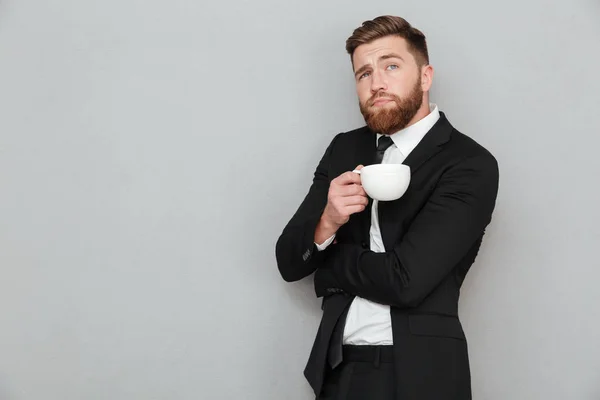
361 241 368 249
302 248 312 261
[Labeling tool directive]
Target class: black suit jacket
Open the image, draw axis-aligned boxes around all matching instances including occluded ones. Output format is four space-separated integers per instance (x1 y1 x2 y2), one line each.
275 113 499 399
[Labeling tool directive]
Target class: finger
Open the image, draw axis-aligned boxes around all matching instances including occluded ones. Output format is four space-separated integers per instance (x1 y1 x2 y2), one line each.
350 184 368 197
341 195 369 207
333 170 362 186
336 184 367 197
354 164 365 171
345 204 367 215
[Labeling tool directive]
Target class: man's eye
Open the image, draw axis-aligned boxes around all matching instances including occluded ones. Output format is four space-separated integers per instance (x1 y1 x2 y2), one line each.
387 65 399 70
359 72 371 80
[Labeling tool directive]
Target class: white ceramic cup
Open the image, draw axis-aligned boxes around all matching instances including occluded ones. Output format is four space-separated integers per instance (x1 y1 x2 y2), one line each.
353 164 411 201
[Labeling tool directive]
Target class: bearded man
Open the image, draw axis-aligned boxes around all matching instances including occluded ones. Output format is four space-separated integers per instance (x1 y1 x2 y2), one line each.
275 15 499 400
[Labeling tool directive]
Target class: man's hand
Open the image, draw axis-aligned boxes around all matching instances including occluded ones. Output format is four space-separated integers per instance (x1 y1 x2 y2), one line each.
314 165 367 244
324 165 368 226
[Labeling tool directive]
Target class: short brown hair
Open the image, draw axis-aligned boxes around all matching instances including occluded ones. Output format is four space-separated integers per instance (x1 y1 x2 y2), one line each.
346 15 429 67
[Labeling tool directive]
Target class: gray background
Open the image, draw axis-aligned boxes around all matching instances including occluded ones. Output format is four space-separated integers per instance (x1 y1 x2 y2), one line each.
1 0 599 399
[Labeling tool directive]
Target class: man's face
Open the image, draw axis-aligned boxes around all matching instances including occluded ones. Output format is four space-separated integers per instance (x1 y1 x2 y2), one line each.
353 36 428 135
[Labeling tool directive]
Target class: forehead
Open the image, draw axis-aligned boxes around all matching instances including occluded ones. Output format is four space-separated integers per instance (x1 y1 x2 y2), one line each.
352 36 412 68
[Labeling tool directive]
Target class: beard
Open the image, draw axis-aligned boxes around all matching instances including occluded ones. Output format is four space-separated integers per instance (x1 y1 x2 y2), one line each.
359 78 424 135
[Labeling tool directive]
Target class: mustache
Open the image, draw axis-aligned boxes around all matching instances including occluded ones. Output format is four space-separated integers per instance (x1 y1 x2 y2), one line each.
367 92 399 107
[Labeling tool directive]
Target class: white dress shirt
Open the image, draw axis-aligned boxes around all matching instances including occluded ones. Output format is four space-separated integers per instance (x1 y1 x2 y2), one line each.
316 104 440 345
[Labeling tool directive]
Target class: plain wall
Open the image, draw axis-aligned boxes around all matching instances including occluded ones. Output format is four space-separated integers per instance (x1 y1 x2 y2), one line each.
1 0 599 399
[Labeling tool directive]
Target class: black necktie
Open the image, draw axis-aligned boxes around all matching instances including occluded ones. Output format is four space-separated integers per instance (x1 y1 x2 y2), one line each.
374 135 394 164
326 135 395 370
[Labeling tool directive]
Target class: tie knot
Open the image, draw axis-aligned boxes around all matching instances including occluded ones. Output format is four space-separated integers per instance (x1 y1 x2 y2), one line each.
377 136 394 152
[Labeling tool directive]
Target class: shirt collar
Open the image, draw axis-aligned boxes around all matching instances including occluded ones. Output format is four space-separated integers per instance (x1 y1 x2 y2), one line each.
377 103 441 157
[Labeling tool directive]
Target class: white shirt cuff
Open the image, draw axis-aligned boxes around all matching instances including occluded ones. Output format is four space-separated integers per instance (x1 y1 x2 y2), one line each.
315 234 336 251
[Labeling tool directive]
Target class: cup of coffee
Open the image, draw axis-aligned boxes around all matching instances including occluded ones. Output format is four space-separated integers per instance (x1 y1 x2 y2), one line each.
353 164 411 201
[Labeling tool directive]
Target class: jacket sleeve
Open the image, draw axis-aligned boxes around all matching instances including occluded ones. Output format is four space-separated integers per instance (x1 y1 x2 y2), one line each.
314 154 499 307
275 134 340 282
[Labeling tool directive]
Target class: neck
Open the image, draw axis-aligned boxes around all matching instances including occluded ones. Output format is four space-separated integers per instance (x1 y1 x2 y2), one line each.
405 99 431 129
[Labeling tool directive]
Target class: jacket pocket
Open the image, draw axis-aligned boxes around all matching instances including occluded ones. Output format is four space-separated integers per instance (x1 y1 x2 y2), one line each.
408 314 466 340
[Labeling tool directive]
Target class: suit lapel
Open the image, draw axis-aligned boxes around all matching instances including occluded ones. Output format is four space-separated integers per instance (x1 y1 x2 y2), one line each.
353 128 377 239
379 113 454 251
401 112 453 175
354 126 378 166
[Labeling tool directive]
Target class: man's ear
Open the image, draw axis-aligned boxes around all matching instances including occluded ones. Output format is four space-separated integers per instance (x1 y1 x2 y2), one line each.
421 64 434 92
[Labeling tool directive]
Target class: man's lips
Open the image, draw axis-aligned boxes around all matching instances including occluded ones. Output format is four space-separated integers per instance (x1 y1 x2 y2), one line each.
371 97 393 106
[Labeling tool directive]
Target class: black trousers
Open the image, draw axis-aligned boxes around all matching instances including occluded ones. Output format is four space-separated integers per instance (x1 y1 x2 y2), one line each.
317 345 395 400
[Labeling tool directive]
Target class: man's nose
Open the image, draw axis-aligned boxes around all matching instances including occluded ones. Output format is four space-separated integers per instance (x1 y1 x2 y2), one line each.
370 70 387 94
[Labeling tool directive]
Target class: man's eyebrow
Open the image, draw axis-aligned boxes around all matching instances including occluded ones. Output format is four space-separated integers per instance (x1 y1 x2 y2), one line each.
354 53 405 78
354 64 370 78
380 53 404 62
